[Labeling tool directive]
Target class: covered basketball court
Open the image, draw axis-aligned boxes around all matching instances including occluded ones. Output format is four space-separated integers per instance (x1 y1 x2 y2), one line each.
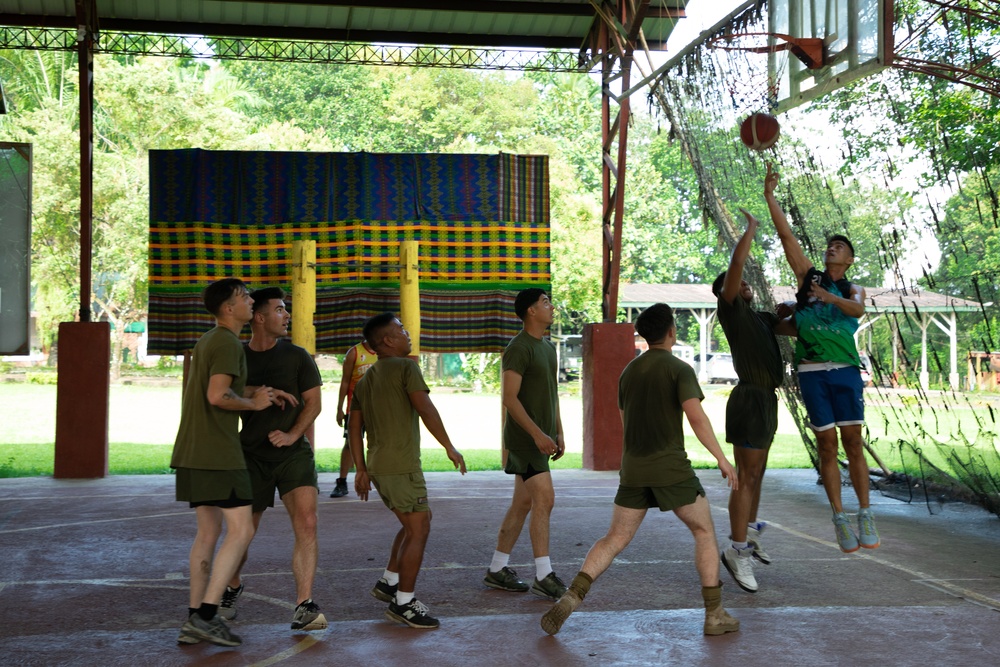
1 468 999 665
2 1 998 663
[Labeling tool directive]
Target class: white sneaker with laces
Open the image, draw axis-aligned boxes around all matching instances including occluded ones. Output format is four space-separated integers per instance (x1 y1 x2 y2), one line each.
721 546 758 593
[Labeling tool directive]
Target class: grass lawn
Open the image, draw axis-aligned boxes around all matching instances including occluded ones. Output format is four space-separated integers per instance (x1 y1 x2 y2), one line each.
2 382 996 480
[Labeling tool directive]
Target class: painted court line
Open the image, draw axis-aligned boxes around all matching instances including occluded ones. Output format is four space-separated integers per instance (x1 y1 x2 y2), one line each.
761 518 1000 612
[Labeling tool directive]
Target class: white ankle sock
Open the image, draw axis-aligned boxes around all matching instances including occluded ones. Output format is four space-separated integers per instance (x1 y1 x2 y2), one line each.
396 590 414 605
383 570 399 585
535 556 553 580
489 551 510 573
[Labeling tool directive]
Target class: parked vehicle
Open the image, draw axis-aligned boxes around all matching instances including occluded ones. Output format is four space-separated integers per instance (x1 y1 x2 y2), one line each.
635 336 696 369
557 334 583 382
694 352 739 384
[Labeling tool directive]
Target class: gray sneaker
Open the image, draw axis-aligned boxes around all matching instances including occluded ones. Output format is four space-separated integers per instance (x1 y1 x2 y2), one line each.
371 577 398 603
218 583 243 621
833 512 860 553
530 572 568 601
857 508 880 549
483 566 529 592
176 626 201 645
291 599 328 631
179 613 242 647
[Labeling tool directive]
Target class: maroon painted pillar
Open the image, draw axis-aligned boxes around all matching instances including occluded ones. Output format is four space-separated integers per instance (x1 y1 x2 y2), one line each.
54 322 110 478
582 322 635 471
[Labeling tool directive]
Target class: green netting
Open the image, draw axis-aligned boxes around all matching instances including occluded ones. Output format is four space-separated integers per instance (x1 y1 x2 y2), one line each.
647 0 1000 518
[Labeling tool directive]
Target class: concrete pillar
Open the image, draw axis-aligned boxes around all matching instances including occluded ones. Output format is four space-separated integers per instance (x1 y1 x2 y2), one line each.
54 322 110 478
582 322 635 471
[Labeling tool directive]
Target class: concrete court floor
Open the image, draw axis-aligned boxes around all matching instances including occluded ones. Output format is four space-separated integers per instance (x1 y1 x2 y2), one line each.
1 468 998 667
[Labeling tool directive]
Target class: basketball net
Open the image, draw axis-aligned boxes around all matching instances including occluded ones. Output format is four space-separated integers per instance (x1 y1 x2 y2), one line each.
705 32 791 116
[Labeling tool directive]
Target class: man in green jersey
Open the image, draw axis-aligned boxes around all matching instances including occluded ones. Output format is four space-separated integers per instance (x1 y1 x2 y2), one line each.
541 303 740 638
483 288 568 602
217 287 326 632
171 278 279 648
349 312 466 629
764 163 879 553
712 209 796 593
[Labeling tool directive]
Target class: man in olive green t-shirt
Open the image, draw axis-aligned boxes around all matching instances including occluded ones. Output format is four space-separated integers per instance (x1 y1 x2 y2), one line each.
483 288 568 602
349 312 466 630
541 303 740 638
170 278 278 648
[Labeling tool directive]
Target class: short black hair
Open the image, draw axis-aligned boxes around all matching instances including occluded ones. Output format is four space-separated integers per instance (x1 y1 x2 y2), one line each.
711 271 727 298
827 234 855 257
514 288 548 320
362 312 398 351
202 278 247 316
635 303 675 345
250 287 285 314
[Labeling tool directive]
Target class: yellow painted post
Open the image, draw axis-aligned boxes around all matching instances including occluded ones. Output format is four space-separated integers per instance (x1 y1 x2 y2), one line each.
399 240 420 356
291 239 316 355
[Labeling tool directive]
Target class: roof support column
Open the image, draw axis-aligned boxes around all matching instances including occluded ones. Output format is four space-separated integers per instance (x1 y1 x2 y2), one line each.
593 0 650 322
581 1 650 471
77 0 95 322
54 0 109 479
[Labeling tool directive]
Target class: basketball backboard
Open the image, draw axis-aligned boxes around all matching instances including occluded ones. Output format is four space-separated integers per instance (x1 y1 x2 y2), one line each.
770 0 892 112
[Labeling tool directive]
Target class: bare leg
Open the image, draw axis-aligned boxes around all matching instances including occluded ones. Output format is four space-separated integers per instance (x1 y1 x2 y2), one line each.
189 507 223 608
748 455 768 523
197 505 255 606
673 494 721 587
282 485 319 604
815 427 844 512
540 504 645 635
495 475 532 554
727 447 768 542
579 504 647 581
839 424 870 508
226 511 264 589
391 509 432 594
524 472 555 558
338 443 353 479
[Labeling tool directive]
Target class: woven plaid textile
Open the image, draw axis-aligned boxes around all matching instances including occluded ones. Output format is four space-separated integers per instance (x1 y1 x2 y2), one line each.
148 149 550 354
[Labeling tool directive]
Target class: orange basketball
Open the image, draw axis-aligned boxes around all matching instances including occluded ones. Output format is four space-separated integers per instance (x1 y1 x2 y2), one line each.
740 113 780 151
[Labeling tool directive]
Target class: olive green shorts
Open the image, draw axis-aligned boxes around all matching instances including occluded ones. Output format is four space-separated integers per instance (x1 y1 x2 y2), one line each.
503 447 552 476
371 471 429 513
175 468 252 508
726 383 778 450
614 476 705 512
245 446 319 513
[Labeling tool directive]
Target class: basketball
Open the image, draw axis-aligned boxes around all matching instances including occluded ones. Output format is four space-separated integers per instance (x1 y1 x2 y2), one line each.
739 113 780 150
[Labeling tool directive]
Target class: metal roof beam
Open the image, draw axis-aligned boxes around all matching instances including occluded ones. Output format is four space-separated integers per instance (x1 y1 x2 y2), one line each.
0 14 584 49
212 0 598 16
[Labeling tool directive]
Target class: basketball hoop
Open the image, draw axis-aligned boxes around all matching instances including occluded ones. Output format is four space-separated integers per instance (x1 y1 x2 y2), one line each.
706 32 825 70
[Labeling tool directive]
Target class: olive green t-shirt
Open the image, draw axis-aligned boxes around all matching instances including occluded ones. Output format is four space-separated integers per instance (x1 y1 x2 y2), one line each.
617 348 704 487
351 356 429 476
171 326 247 470
716 294 783 389
240 340 322 462
502 331 558 456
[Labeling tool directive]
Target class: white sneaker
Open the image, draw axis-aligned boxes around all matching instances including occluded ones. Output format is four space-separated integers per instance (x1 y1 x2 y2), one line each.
721 546 758 593
747 523 772 564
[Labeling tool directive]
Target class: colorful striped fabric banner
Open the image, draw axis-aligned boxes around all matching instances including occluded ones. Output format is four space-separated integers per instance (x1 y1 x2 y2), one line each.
148 150 550 354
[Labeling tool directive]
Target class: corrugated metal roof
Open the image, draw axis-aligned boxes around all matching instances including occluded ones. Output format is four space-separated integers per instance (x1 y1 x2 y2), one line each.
0 1 689 50
621 283 983 313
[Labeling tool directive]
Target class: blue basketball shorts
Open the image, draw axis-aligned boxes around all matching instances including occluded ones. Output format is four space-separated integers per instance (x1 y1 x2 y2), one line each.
797 364 865 432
